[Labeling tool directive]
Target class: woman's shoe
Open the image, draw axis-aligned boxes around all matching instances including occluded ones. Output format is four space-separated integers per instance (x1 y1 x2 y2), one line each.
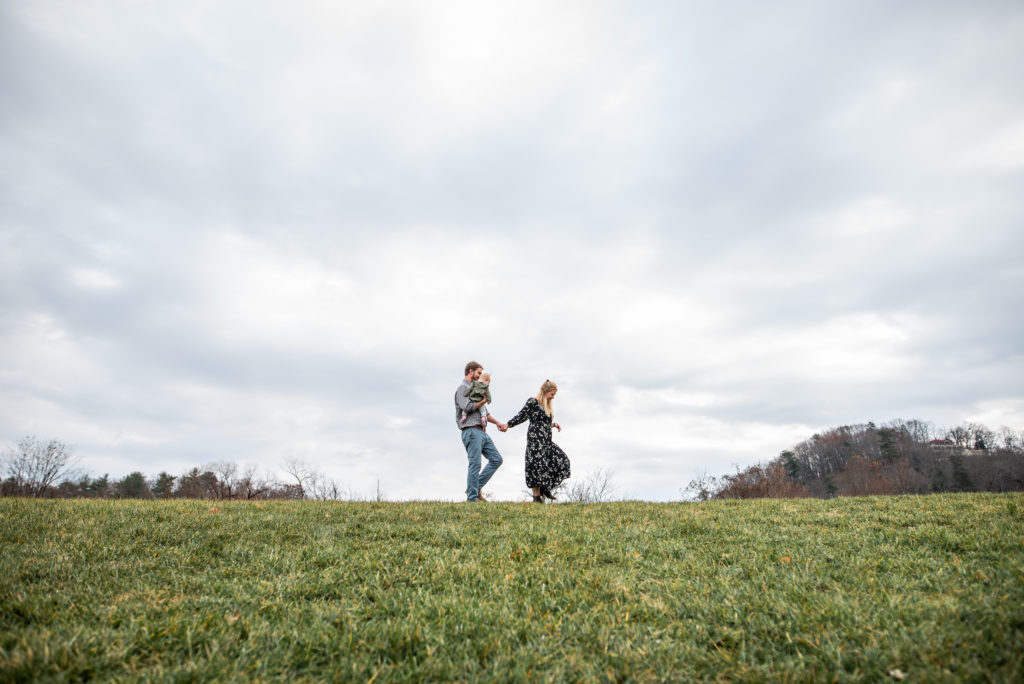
532 495 544 503
540 487 557 500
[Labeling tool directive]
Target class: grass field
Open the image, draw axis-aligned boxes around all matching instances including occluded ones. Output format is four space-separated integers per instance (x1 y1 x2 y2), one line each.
1 494 1022 682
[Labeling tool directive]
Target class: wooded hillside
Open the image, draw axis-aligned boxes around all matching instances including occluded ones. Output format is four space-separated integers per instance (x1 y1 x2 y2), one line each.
688 420 1024 500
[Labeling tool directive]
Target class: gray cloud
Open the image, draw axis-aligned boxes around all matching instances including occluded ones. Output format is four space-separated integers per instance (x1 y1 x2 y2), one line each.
2 1 1022 500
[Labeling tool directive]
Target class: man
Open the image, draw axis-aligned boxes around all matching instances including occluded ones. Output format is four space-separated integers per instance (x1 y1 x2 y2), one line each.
456 361 507 502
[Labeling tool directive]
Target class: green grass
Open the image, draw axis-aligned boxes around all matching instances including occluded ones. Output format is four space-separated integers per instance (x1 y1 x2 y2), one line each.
1 494 1022 682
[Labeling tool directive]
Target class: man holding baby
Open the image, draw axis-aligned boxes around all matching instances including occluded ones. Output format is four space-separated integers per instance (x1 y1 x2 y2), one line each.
456 361 507 502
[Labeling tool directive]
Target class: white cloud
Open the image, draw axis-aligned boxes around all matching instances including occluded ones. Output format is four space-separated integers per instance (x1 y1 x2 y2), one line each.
70 267 121 291
962 121 1024 170
816 197 915 237
967 398 1024 432
411 3 603 119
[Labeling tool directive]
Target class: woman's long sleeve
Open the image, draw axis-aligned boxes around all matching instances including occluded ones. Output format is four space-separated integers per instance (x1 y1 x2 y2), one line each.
507 399 533 428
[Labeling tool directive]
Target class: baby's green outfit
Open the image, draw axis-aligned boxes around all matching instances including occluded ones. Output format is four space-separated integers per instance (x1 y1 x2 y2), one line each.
460 381 491 427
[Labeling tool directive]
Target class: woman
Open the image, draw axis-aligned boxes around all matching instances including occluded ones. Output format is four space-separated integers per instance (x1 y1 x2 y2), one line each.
506 379 571 503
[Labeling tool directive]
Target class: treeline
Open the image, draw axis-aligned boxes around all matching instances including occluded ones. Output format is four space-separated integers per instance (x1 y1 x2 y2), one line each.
0 437 364 500
687 420 1024 500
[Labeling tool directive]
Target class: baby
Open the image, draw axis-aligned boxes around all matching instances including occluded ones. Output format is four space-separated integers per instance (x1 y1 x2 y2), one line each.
460 372 492 428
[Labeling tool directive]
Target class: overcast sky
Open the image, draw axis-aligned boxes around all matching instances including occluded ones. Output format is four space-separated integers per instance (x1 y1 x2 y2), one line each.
2 1 1022 501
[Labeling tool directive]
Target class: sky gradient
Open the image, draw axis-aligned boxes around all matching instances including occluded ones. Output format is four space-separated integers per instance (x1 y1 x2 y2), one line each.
2 1 1022 500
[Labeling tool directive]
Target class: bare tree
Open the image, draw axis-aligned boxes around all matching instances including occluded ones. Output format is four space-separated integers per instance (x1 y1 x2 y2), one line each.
281 457 317 498
997 426 1018 451
966 422 995 451
237 464 273 500
307 473 354 501
2 437 80 497
892 418 935 444
562 468 617 503
281 457 351 500
209 461 239 500
946 425 971 449
682 471 721 502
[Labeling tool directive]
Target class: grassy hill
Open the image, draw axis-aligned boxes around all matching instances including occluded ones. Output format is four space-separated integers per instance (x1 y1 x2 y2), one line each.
2 494 1022 681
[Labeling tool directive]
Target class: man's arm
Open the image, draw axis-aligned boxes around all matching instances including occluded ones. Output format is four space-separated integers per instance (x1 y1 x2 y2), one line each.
487 414 508 432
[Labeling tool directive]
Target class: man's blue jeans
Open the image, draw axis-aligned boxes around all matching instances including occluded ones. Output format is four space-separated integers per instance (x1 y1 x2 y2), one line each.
462 428 502 501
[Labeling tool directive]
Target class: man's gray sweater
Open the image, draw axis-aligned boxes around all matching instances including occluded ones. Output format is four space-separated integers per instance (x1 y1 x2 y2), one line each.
455 380 485 429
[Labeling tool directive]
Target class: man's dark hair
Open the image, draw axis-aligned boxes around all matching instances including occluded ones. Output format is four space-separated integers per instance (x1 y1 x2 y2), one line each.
465 361 482 376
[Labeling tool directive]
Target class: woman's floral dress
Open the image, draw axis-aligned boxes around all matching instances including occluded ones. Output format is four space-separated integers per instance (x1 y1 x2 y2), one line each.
507 397 571 490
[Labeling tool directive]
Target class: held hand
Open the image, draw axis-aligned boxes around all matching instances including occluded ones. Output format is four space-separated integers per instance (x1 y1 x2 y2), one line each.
498 423 508 432
553 422 561 432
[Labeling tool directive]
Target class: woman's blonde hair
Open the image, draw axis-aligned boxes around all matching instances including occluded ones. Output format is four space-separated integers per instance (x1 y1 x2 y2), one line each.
534 379 558 417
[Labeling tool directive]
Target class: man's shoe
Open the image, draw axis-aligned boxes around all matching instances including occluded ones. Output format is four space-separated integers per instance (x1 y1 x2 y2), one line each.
477 493 488 502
